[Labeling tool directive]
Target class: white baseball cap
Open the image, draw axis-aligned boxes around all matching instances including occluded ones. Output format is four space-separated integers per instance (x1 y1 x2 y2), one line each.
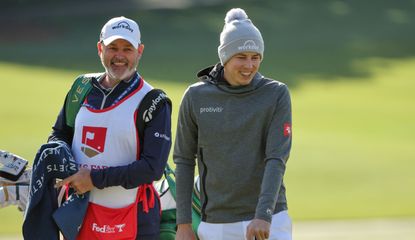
100 16 141 49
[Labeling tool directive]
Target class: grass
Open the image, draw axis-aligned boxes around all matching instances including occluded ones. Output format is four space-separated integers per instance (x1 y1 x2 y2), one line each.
287 58 415 220
1 0 415 236
1 57 414 234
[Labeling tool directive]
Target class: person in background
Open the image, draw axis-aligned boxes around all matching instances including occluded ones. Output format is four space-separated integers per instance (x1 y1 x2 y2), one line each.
173 8 292 240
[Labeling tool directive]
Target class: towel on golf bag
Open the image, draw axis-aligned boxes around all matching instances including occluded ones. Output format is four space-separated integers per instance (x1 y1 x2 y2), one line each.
22 141 89 240
0 168 30 211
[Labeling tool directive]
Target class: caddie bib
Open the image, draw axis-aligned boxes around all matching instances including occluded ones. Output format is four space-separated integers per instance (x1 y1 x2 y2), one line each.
72 77 153 239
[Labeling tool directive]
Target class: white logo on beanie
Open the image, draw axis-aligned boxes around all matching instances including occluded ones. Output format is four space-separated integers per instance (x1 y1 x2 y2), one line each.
238 40 259 51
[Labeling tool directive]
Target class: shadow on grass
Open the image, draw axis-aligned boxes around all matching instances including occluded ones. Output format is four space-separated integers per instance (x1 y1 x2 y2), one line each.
0 0 414 87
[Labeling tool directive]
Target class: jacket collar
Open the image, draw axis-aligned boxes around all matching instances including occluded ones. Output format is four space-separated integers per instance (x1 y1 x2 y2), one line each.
197 63 264 94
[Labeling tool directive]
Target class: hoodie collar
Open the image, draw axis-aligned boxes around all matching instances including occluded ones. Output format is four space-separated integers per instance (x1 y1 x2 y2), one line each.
197 63 264 94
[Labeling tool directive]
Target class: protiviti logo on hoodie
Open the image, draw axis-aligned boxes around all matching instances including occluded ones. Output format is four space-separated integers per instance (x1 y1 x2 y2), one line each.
81 126 107 158
200 106 224 114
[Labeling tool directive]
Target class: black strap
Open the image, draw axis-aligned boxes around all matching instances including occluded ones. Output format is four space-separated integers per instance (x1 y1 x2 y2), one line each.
135 89 172 150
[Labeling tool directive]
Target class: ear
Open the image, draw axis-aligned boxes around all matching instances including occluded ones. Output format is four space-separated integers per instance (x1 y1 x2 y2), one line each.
137 44 145 57
97 41 103 55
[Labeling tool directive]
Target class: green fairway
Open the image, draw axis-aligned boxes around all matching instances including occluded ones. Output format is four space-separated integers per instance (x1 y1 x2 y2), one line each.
287 58 415 220
1 57 414 234
1 0 415 236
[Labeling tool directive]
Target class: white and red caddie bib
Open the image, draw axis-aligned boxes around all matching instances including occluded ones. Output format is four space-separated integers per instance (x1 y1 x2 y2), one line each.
71 78 153 239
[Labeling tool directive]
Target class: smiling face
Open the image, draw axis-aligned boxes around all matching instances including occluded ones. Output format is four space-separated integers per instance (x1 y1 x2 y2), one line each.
97 38 144 88
223 52 262 86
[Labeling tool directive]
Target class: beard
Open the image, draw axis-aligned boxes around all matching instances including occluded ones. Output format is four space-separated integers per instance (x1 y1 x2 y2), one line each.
102 56 139 82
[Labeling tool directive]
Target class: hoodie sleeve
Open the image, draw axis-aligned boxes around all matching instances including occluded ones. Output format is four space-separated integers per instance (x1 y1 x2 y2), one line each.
173 87 198 224
255 84 292 222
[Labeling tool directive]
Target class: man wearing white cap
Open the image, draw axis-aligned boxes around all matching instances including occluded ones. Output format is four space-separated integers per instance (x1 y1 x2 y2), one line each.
51 16 172 239
174 8 292 240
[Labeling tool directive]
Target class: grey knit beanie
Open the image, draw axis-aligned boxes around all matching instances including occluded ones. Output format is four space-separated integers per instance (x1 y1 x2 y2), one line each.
218 8 264 65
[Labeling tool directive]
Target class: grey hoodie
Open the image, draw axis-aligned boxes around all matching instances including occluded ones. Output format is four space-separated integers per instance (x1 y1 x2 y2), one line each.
174 64 292 224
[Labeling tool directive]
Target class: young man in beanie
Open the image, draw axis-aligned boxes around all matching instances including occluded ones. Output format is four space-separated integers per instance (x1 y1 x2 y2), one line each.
50 16 172 239
174 8 292 240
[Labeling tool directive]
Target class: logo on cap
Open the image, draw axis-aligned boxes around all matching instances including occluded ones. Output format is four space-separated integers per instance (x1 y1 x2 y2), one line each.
112 21 134 33
238 40 259 51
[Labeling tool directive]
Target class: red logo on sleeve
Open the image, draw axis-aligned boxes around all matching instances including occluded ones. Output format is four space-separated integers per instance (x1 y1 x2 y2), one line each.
283 123 292 137
81 126 107 158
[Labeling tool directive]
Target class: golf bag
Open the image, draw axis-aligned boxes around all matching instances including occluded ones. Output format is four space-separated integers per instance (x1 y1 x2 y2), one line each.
0 150 30 211
155 164 201 240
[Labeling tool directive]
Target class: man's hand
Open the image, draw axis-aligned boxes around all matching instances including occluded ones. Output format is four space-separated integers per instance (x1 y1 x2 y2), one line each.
176 223 197 240
55 168 93 194
246 218 270 240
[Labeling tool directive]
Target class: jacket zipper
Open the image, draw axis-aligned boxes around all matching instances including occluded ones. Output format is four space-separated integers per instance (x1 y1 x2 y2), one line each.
98 87 116 110
199 147 208 221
